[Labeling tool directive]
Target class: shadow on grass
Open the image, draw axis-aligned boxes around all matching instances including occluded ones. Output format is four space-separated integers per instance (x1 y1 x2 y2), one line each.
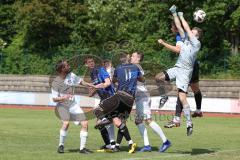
169 148 217 155
119 146 160 152
68 148 80 153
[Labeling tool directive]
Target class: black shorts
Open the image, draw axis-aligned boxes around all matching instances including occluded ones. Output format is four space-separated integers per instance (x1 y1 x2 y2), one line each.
99 91 134 119
190 60 200 83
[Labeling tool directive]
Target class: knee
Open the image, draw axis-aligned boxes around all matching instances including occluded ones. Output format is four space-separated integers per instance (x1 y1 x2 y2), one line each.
113 117 122 127
145 119 152 125
190 83 200 93
155 72 165 82
178 93 187 106
135 118 143 125
81 120 88 129
62 121 70 130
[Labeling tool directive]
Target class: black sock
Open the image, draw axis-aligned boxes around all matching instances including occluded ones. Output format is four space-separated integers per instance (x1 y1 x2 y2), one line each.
116 128 124 145
118 123 131 142
99 127 110 145
175 96 183 117
194 90 202 110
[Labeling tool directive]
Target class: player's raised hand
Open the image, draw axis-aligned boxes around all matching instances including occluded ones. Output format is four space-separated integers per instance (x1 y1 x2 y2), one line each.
158 39 164 45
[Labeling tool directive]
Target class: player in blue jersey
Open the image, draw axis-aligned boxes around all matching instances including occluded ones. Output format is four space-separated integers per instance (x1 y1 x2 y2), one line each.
84 57 116 152
93 53 143 153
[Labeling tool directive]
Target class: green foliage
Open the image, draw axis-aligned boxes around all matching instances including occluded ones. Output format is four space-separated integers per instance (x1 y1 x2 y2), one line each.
229 54 240 76
0 1 16 43
0 0 239 78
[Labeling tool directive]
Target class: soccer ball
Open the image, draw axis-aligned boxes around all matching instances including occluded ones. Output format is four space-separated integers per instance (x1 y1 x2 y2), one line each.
193 9 206 23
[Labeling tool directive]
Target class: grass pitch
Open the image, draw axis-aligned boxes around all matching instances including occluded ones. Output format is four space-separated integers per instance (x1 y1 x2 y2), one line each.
0 108 240 160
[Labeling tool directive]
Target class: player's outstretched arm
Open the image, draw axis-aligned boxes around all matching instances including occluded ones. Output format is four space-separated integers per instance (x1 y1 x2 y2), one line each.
94 78 111 89
80 80 95 88
158 39 180 54
169 5 185 39
178 12 194 39
52 94 73 103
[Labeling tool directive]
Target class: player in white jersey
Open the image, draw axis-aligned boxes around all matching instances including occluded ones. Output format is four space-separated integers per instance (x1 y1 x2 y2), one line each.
131 52 171 152
51 60 94 154
102 59 117 150
104 59 115 80
156 5 202 136
164 22 203 129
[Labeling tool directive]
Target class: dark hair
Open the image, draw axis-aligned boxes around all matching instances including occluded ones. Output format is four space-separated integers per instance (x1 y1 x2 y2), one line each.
84 56 94 64
103 59 111 64
193 27 203 39
55 60 66 73
119 52 128 64
135 51 144 62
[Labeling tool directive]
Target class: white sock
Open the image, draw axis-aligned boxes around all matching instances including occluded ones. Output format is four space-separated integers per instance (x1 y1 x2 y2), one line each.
128 140 133 145
106 124 115 143
196 109 201 113
149 121 167 143
59 129 67 146
80 131 88 150
106 144 111 149
183 105 192 126
137 123 150 146
173 116 181 122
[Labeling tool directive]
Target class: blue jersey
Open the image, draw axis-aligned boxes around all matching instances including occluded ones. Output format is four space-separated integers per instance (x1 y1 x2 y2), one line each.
90 67 115 100
175 32 188 43
113 63 142 96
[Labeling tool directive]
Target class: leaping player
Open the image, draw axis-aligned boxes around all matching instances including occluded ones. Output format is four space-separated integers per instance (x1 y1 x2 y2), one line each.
156 5 202 136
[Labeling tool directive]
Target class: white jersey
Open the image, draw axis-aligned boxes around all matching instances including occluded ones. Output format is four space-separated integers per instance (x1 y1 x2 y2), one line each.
51 72 82 106
135 65 149 97
175 36 201 70
135 64 152 120
106 67 115 80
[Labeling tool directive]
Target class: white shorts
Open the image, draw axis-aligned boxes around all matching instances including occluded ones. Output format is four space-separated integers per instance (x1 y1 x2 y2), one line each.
56 101 86 124
135 92 151 121
166 66 193 92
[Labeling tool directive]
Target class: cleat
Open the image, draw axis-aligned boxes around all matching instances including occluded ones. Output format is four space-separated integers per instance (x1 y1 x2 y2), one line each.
84 148 93 153
164 121 180 128
192 111 203 118
159 140 171 152
187 124 193 136
128 143 137 154
96 148 113 153
159 96 169 108
96 145 113 153
57 145 64 153
138 145 152 152
113 146 121 152
169 5 177 13
79 148 92 154
95 118 111 129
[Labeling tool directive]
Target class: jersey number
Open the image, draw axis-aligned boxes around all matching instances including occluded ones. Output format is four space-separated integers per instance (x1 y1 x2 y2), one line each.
124 69 132 81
